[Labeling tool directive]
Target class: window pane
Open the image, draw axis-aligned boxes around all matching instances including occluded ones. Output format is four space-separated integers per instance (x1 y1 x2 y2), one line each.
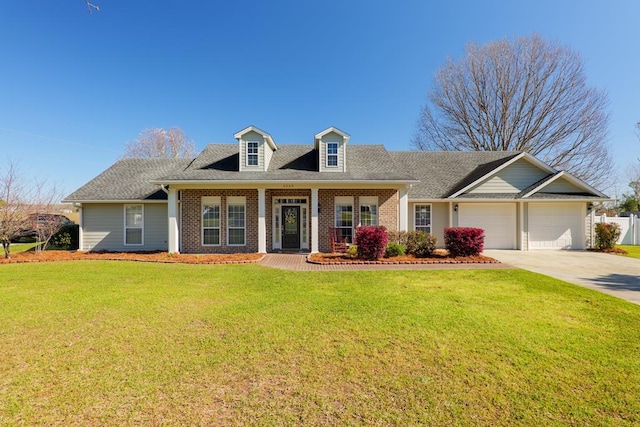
228 205 245 228
126 228 142 245
360 204 378 226
335 205 352 227
203 205 220 228
203 228 220 245
125 206 142 227
415 205 431 231
327 143 338 154
228 228 245 245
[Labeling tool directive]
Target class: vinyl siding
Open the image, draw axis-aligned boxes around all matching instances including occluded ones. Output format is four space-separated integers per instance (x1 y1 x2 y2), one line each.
468 159 549 194
408 202 448 248
82 203 168 251
318 132 346 172
238 130 266 171
543 177 585 193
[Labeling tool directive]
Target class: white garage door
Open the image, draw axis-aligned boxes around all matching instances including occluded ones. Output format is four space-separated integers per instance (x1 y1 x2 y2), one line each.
528 203 584 249
458 203 516 249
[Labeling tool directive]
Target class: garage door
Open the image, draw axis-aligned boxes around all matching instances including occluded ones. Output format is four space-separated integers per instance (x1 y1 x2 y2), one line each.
528 203 584 249
458 203 516 249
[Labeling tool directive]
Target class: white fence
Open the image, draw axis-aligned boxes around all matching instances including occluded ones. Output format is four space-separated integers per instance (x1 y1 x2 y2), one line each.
596 214 638 245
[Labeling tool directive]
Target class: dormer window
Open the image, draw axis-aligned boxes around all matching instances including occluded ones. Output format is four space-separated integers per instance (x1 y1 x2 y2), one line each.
246 141 259 166
327 142 338 167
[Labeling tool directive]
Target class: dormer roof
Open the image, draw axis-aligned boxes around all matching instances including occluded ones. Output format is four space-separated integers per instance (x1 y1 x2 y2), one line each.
234 125 277 151
314 126 350 148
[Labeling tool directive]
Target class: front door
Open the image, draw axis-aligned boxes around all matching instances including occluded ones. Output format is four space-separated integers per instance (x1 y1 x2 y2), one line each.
282 205 300 250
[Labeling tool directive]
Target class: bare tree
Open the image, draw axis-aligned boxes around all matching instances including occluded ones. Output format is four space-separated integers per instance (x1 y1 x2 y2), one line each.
32 182 66 252
0 163 31 259
414 34 611 188
122 127 196 158
84 0 99 13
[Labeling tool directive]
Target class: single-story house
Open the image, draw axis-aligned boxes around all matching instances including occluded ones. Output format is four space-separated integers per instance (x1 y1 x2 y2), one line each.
63 126 608 253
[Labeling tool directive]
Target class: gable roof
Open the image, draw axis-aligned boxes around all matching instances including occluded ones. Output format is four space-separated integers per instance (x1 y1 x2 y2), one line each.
389 151 520 199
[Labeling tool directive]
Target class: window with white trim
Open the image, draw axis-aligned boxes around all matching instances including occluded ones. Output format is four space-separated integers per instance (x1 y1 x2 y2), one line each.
202 196 221 246
124 204 143 245
246 141 259 166
414 204 431 234
334 196 353 243
359 196 378 226
326 142 338 167
227 196 246 246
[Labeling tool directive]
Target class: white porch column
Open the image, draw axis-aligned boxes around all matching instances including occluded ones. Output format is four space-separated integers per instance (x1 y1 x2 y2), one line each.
168 188 179 253
258 188 266 253
311 188 319 253
399 187 409 232
77 204 84 251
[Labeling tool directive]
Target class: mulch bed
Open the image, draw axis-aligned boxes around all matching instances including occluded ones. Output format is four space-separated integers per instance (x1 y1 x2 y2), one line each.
0 251 265 265
587 247 628 255
308 250 499 265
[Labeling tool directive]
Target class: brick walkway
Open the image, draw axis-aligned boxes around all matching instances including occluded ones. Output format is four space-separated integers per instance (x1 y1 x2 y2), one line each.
260 253 512 271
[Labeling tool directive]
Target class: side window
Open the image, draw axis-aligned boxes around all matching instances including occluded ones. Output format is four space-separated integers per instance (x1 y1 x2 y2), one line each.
227 196 246 246
414 204 431 234
202 196 221 246
124 205 143 245
334 196 354 243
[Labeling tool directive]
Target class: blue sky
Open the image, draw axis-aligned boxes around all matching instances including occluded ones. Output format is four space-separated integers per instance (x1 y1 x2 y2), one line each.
1 1 639 198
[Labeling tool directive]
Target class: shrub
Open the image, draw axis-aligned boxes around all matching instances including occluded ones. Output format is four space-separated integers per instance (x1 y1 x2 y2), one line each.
346 244 358 258
445 227 485 257
355 226 388 260
402 231 437 257
385 242 406 257
595 223 620 250
50 224 79 250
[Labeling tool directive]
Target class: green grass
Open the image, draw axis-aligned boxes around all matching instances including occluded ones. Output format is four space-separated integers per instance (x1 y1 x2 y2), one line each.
618 244 640 259
7 242 41 253
1 262 639 425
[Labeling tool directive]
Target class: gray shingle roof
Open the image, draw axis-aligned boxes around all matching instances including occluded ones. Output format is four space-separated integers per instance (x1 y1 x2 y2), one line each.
64 145 606 202
389 151 521 199
63 158 191 202
158 144 416 182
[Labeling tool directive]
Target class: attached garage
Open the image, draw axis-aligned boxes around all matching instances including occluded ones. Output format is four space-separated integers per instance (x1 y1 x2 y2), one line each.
458 203 517 249
528 203 585 249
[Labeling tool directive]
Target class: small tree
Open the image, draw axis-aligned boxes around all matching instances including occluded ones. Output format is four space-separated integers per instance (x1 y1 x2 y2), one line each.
0 163 31 259
31 182 65 252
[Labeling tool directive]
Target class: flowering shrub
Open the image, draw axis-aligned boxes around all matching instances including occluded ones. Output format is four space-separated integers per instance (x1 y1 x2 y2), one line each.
385 242 406 257
595 223 620 250
445 227 485 257
355 226 388 260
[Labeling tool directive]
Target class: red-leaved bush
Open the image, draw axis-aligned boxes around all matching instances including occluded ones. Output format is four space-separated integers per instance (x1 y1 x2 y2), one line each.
355 226 388 260
444 227 485 257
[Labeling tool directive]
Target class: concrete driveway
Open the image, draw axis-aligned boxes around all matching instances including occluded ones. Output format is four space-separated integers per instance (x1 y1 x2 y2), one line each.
484 250 640 305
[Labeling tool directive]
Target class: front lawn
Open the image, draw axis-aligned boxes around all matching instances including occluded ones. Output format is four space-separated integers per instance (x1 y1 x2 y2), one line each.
618 244 640 259
1 262 639 425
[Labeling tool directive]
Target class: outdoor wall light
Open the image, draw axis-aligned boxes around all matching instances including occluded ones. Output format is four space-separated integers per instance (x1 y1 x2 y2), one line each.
454 204 459 212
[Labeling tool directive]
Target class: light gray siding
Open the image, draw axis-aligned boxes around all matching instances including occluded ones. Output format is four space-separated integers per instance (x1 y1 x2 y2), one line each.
318 132 346 172
82 203 168 252
408 202 449 248
238 130 266 171
468 159 549 194
543 177 584 193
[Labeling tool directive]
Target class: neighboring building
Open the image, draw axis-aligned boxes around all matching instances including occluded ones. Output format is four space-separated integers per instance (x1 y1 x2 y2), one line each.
63 126 608 253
